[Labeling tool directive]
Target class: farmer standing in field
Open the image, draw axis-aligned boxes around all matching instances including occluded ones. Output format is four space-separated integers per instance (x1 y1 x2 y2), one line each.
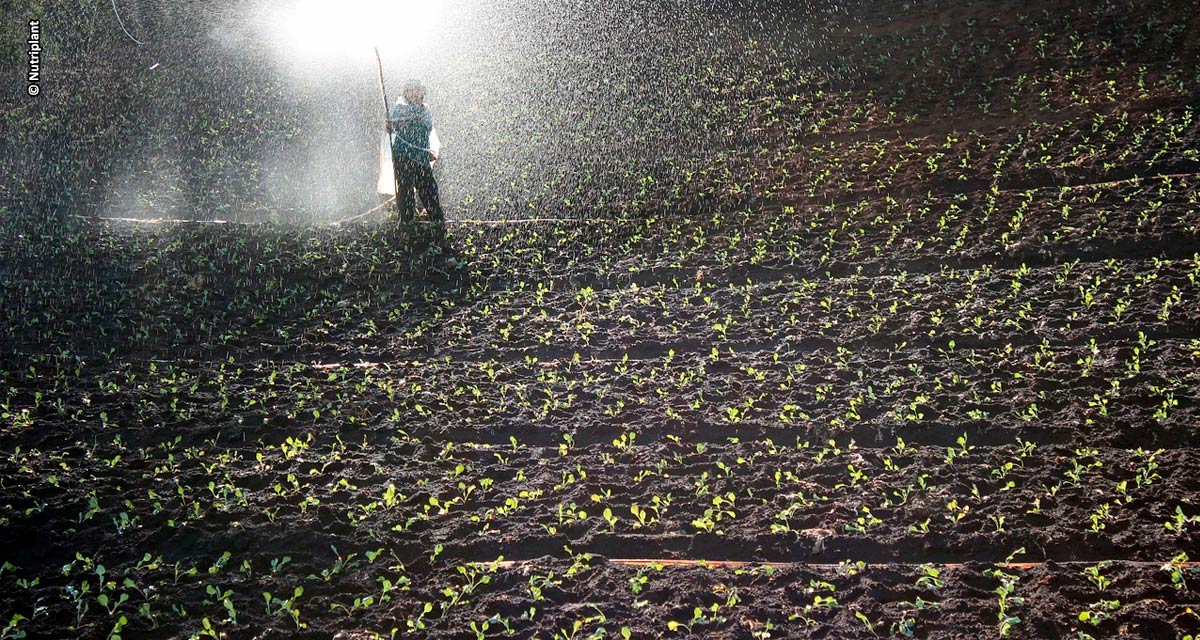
383 80 444 224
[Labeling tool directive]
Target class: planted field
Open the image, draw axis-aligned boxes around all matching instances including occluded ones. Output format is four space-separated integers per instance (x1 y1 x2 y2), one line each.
3 0 1200 638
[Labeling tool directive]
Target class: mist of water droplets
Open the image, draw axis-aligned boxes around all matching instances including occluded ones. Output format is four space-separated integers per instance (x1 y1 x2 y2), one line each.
4 0 847 223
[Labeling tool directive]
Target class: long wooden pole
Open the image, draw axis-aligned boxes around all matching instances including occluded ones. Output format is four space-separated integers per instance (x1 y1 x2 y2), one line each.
375 48 401 215
375 47 390 115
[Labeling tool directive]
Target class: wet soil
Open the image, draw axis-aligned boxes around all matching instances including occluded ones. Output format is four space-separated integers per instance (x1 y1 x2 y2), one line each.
2 0 1200 638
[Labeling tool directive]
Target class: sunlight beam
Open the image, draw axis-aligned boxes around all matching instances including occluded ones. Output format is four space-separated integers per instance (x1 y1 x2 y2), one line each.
266 0 446 64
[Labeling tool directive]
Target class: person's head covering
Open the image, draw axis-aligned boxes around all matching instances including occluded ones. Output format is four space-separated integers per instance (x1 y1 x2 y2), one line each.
402 80 427 104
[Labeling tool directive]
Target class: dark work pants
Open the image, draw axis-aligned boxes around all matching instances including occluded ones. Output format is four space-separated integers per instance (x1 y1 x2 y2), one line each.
394 156 444 223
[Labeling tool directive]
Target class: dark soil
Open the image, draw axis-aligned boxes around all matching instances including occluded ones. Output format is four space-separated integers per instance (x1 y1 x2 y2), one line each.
2 0 1200 638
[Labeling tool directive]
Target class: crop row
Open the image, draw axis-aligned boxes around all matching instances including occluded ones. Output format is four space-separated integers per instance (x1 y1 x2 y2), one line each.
3 193 1197 362
3 322 1198 448
1 549 1196 639
6 426 1200 554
